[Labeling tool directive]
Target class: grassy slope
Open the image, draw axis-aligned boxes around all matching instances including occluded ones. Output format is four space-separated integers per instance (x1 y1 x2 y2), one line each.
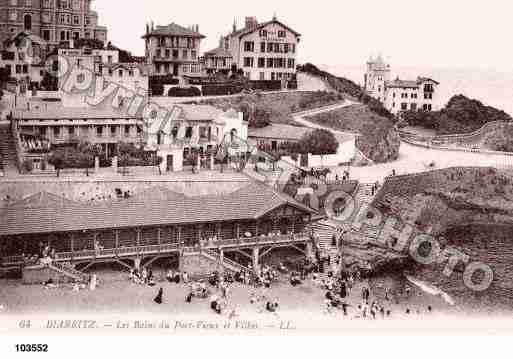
186 91 344 126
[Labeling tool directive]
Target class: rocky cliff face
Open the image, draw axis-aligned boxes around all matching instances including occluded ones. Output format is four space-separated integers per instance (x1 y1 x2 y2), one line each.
357 127 401 163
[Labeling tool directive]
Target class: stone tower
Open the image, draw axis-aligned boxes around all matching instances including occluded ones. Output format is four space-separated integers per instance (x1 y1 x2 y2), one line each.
364 54 391 102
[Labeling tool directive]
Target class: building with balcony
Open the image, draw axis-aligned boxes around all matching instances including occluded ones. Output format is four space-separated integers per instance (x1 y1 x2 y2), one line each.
12 106 144 163
225 15 300 81
364 55 440 115
0 0 108 46
143 22 204 79
201 36 233 75
144 103 247 173
0 31 47 88
0 182 316 278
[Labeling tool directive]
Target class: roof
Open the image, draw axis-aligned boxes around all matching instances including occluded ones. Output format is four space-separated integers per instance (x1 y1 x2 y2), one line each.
146 104 232 134
230 19 301 39
142 23 205 39
248 124 312 141
203 46 233 58
13 106 142 120
386 76 440 89
0 183 316 236
8 191 79 209
103 62 152 75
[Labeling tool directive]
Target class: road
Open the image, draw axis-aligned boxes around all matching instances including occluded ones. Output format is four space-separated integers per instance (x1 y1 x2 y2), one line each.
290 100 513 183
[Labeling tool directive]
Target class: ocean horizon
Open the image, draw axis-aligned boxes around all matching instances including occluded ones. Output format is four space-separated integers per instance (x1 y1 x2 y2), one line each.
320 64 513 116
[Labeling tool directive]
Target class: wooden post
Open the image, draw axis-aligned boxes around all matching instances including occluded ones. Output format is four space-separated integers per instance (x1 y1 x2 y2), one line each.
291 216 295 235
114 230 119 256
70 233 74 261
177 226 182 246
136 229 141 250
255 221 259 236
157 228 161 252
236 223 240 239
252 247 259 272
216 223 221 240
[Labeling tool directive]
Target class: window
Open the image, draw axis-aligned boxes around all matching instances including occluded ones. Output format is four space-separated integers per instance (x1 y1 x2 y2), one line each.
278 30 286 38
393 92 396 98
5 65 12 75
73 15 79 25
125 125 130 136
182 50 188 59
155 49 161 58
392 102 395 108
284 44 289 53
96 126 103 137
411 103 417 111
110 125 116 136
424 93 432 100
401 103 408 110
243 41 254 52
15 65 21 74
267 43 273 52
260 72 265 80
258 58 265 68
172 50 178 59
117 69 123 77
129 69 134 77
259 29 267 37
291 44 296 53
243 57 254 67
191 50 197 60
53 127 60 138
287 58 295 69
68 126 75 136
85 17 90 25
267 58 273 68
260 42 266 53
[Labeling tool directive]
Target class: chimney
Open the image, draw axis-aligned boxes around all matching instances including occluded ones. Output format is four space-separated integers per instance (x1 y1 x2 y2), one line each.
232 19 237 33
245 17 258 30
196 24 199 33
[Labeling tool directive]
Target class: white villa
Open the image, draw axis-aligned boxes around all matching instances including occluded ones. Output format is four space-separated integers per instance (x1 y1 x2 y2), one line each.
364 55 439 115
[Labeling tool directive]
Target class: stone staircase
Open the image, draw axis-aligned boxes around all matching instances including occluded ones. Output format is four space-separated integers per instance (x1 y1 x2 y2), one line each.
48 262 91 283
0 122 19 175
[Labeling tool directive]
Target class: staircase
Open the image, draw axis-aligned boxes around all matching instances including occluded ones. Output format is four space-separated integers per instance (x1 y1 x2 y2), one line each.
202 250 252 273
0 123 19 175
48 262 91 283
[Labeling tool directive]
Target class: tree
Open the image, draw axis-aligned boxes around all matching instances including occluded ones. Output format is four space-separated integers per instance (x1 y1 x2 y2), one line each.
298 129 339 155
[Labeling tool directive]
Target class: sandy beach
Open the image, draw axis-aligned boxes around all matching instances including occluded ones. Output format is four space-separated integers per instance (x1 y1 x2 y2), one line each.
3 266 504 334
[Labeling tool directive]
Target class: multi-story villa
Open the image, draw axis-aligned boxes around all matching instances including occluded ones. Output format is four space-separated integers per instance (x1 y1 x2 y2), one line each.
364 55 439 115
225 15 300 81
0 31 47 88
201 36 233 75
143 22 204 78
0 0 108 46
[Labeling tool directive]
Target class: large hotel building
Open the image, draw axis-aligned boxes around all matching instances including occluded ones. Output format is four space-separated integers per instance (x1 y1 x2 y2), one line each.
0 0 107 45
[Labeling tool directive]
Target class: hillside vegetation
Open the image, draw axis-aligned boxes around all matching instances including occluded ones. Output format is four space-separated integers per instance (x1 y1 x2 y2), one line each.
402 95 512 135
187 91 343 127
305 105 400 163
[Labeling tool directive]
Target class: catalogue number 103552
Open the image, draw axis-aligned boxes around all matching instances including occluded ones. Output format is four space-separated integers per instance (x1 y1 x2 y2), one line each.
15 344 48 353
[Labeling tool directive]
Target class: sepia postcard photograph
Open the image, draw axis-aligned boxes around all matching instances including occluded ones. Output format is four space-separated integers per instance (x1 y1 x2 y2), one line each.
1 0 513 356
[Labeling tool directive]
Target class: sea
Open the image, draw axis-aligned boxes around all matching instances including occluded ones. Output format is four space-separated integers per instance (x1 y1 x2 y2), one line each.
322 65 513 312
320 64 513 116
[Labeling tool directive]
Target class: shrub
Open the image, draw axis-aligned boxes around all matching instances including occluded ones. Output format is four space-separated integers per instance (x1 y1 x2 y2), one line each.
167 86 201 97
298 128 339 155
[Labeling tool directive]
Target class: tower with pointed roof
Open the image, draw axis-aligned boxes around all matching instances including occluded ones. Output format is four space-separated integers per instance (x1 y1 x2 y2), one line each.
364 53 391 101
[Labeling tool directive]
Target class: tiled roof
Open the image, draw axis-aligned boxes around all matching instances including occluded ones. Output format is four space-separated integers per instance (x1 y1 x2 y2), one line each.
248 124 312 141
203 47 233 58
13 106 142 120
0 183 316 236
230 19 301 38
143 23 205 38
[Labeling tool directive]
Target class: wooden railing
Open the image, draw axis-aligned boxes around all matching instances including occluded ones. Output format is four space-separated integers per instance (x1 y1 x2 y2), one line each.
2 234 311 267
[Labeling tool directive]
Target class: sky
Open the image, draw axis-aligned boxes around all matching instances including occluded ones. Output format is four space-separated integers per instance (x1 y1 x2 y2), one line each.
93 0 513 72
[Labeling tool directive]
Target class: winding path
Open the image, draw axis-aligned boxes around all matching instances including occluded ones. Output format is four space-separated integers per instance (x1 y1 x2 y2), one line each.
291 101 513 183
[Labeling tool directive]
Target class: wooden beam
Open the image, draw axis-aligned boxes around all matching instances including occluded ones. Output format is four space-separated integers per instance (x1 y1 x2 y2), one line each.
70 233 74 262
259 246 277 259
290 244 306 255
142 255 164 269
227 248 252 260
157 228 161 253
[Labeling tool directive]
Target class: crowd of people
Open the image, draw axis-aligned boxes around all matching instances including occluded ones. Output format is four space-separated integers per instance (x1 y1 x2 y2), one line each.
129 267 156 286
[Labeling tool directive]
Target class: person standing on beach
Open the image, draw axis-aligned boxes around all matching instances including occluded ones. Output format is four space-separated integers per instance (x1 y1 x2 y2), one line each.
154 287 163 304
